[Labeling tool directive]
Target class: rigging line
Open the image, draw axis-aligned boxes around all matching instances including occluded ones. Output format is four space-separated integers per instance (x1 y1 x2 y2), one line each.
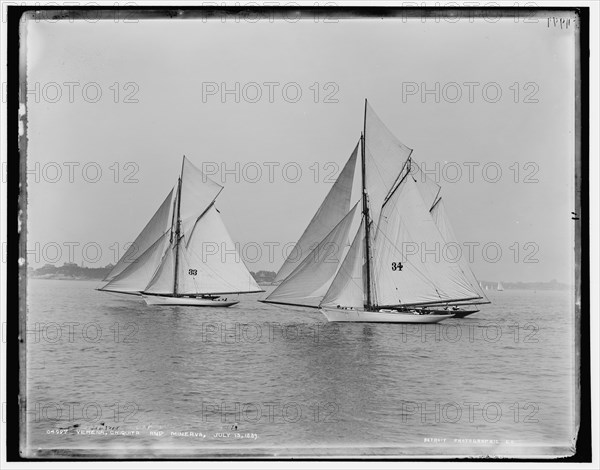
376 296 483 309
361 125 372 309
386 155 444 212
172 157 185 297
169 183 178 243
429 188 442 212
381 150 414 208
183 200 219 250
429 194 443 213
380 155 415 210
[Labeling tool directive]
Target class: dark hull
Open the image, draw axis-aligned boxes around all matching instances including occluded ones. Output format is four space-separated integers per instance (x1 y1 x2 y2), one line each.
424 308 480 318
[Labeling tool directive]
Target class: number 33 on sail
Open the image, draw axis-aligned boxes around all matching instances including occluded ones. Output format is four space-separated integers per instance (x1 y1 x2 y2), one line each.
98 156 263 307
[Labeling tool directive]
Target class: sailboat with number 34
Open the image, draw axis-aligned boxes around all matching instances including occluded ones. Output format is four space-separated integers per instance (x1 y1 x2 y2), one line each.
98 156 263 306
261 100 489 322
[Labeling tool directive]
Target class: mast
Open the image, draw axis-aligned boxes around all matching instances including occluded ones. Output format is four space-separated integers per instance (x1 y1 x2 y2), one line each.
173 156 185 296
362 99 373 310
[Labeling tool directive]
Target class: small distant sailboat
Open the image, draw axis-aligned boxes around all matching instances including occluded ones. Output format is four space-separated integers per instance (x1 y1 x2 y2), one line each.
497 282 504 291
99 156 263 307
261 100 489 323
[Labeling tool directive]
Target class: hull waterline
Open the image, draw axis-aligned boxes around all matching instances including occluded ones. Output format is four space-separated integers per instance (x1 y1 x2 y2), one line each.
320 308 454 323
142 295 239 307
423 308 480 318
445 309 479 318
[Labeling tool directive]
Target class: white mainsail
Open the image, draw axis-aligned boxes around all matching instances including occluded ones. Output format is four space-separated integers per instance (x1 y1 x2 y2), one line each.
176 205 260 294
273 142 359 283
371 175 481 307
264 203 361 307
99 156 261 297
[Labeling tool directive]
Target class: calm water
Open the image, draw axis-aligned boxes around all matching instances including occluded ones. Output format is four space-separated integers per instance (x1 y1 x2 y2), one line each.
23 279 577 457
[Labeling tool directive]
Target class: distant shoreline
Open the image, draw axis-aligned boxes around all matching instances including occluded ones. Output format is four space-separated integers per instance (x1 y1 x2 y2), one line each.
28 275 571 291
27 264 571 290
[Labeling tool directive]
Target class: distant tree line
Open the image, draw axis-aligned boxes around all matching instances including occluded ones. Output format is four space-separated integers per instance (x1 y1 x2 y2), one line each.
496 279 570 290
30 262 112 280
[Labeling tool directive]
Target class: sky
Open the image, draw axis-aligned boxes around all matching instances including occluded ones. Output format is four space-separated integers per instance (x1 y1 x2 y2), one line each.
24 11 578 283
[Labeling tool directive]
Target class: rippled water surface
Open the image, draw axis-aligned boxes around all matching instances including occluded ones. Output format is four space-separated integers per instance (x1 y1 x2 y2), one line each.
24 279 577 457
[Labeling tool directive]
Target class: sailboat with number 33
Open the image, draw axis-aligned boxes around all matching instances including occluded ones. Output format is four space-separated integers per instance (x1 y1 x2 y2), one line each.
98 156 263 306
261 100 489 322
